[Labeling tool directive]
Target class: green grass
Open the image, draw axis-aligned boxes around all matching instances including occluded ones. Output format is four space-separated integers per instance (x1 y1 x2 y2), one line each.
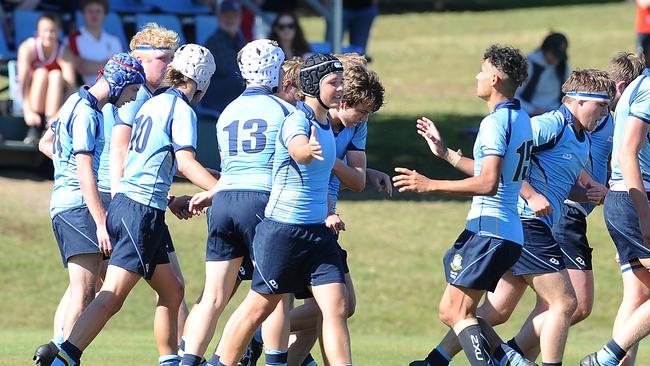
2 2 649 365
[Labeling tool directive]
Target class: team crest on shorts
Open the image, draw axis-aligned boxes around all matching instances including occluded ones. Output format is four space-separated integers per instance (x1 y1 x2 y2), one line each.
450 254 463 271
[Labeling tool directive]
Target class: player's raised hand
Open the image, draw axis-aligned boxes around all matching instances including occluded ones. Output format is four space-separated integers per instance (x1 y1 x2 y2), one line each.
417 117 448 158
308 126 324 161
393 167 434 193
325 213 346 234
189 190 215 215
527 192 552 217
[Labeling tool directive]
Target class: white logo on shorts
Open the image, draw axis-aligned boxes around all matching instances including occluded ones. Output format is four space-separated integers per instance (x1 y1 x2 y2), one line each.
549 258 560 265
576 257 585 266
269 279 279 289
239 266 246 275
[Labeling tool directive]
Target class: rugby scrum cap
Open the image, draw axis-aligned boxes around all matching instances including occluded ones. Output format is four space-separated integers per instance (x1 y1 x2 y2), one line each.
172 44 216 93
300 53 344 98
238 39 285 90
101 52 145 103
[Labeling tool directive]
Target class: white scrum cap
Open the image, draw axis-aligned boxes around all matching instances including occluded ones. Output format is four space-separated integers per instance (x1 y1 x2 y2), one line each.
172 43 216 92
238 39 285 89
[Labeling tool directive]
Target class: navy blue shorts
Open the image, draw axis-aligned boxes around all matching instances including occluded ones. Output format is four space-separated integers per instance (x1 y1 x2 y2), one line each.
205 190 269 281
604 190 650 264
99 191 112 210
106 194 170 280
51 206 100 267
552 204 593 270
511 219 566 276
252 218 345 295
162 223 175 253
443 230 521 292
294 234 349 300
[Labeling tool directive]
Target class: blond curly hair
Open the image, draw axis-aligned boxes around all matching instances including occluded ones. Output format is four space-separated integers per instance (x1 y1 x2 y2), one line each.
129 23 179 51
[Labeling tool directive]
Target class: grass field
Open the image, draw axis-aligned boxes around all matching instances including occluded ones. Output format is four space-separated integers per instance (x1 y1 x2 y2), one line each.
0 2 647 365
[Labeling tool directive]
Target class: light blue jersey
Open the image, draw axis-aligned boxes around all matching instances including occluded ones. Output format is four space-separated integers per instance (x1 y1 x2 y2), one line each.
50 87 105 217
610 74 650 188
216 87 294 192
518 105 590 228
328 121 367 213
265 101 336 224
119 88 197 211
465 100 533 245
97 85 154 192
565 113 613 215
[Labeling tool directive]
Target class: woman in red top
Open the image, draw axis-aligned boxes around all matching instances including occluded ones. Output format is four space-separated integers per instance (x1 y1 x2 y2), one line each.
17 13 75 143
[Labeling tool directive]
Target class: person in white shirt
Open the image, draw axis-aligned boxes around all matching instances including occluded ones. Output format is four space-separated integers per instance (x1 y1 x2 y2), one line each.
65 0 123 86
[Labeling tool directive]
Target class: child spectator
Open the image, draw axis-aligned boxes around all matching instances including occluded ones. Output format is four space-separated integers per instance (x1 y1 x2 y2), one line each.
516 32 571 116
17 13 75 144
66 0 123 86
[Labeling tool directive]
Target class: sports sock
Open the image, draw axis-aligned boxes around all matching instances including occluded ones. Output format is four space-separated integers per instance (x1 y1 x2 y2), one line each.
596 340 626 366
206 354 221 366
300 353 318 366
457 324 491 366
492 342 527 366
60 340 82 364
541 363 562 366
425 346 451 366
178 337 186 356
506 338 523 355
265 349 288 366
253 326 264 344
180 353 203 366
159 354 182 366
52 329 64 347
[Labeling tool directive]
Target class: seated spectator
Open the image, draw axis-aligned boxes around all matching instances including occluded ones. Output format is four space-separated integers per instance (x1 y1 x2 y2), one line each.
516 32 571 116
17 13 75 144
254 0 298 40
268 12 311 59
65 0 123 86
202 0 246 113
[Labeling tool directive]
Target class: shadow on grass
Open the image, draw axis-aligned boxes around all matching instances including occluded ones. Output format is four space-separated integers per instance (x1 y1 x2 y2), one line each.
342 112 484 202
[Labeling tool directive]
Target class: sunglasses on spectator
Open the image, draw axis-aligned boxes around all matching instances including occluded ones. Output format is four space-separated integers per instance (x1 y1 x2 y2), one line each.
276 23 296 30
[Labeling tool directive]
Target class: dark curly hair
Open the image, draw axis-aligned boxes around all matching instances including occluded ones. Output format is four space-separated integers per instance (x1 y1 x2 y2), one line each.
483 45 528 94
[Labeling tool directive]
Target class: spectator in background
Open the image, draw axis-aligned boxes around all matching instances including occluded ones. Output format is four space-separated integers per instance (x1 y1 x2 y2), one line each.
254 0 298 40
202 0 246 114
325 0 379 55
637 0 650 54
268 12 311 59
65 0 123 86
17 13 75 144
516 32 570 116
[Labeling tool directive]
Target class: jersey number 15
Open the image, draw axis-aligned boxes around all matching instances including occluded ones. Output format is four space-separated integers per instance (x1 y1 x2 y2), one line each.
513 140 533 182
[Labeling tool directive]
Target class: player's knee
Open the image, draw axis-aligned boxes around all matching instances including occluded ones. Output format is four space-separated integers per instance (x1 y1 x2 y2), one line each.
438 306 461 328
554 293 578 317
571 301 592 324
477 304 511 325
96 292 126 316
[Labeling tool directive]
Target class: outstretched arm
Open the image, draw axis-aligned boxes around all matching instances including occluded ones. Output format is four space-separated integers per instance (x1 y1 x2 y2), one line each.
393 155 501 196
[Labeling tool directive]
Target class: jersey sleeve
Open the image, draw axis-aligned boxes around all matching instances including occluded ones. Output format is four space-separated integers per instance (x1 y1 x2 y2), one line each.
477 116 507 157
347 122 367 151
71 108 98 155
629 81 650 124
280 111 310 147
170 102 197 152
530 114 564 147
115 99 139 127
